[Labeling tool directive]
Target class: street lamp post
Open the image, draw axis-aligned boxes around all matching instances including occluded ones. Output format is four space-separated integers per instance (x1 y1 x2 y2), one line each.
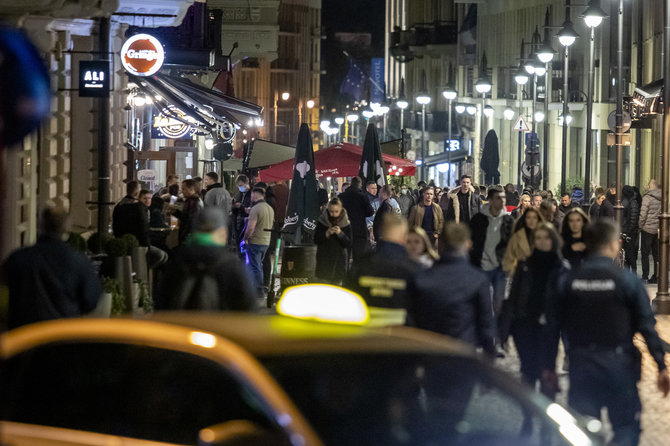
334 116 344 142
416 71 431 181
346 113 359 144
537 8 556 191
397 78 409 159
656 0 670 312
416 92 432 181
515 40 530 191
273 91 290 143
379 102 390 141
583 0 605 203
475 53 492 185
443 86 457 187
558 0 579 195
614 0 624 226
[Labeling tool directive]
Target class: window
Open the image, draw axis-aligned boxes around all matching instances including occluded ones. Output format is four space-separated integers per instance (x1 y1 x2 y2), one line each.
2 343 276 445
262 354 572 446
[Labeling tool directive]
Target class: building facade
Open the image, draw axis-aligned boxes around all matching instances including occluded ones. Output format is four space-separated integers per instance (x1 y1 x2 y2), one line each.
0 0 194 259
386 0 661 193
215 0 321 147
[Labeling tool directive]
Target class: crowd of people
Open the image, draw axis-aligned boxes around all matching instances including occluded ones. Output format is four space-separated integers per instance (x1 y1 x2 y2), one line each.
2 171 670 445
323 174 669 445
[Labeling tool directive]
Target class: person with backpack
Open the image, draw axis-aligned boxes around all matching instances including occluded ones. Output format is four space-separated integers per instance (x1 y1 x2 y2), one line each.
155 208 257 311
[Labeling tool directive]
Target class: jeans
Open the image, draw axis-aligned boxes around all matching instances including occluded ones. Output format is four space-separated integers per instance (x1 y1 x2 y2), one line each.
640 230 659 279
147 245 168 269
484 267 506 315
247 244 269 296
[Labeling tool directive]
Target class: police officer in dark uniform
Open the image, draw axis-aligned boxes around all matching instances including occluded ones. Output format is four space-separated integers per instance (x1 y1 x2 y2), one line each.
345 213 419 324
548 220 669 446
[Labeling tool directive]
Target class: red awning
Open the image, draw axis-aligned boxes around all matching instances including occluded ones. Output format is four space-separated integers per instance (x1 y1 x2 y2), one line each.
258 142 416 182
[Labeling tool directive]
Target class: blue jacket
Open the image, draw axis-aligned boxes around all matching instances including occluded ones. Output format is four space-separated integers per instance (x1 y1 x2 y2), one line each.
408 254 496 355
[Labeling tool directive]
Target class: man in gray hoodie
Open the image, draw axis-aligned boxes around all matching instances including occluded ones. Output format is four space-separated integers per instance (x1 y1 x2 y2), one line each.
203 172 232 217
469 186 514 313
639 179 661 283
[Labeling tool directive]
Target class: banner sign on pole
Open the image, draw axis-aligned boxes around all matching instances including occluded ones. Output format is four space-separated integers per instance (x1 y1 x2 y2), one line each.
370 58 385 104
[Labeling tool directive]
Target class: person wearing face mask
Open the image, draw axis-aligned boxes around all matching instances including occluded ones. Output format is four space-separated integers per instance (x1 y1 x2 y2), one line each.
396 184 415 217
232 174 251 249
314 197 352 284
500 223 568 407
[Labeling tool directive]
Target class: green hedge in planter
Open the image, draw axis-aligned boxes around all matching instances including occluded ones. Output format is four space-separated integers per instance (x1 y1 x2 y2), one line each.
104 237 127 258
120 233 139 255
88 232 112 254
102 276 126 315
67 232 86 252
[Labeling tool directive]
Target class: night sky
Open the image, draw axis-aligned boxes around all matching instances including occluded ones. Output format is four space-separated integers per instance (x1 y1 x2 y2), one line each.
321 0 385 111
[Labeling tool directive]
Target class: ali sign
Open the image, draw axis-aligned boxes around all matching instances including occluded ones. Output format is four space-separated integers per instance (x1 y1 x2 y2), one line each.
121 34 165 76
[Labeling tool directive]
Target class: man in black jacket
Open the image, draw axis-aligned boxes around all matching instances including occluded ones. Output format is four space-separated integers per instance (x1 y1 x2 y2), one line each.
346 213 418 324
339 176 374 263
112 180 141 238
469 186 514 313
2 207 101 329
408 222 496 356
599 190 616 220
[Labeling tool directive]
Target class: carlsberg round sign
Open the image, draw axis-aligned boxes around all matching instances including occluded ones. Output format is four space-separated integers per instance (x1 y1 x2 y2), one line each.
121 34 165 76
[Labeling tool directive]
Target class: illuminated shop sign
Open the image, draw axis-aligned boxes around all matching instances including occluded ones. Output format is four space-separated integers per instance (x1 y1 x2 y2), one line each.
121 34 165 76
79 60 110 97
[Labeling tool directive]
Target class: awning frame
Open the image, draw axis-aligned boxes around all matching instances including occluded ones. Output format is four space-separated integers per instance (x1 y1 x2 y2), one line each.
130 73 263 134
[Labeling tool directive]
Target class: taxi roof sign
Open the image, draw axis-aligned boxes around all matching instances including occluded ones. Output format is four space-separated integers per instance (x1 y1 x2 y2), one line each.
277 284 370 325
513 115 530 132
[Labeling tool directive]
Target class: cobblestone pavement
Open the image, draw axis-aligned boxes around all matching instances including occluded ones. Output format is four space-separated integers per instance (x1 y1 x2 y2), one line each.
495 284 670 446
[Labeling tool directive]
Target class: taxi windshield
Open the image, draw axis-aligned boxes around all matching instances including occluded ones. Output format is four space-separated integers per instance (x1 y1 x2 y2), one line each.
261 354 576 446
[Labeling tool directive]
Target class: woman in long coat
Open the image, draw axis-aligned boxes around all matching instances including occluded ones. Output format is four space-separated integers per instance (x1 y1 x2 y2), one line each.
504 223 568 401
314 197 353 284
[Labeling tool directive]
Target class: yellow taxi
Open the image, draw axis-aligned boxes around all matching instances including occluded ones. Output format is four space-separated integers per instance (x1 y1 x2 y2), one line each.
1 285 601 446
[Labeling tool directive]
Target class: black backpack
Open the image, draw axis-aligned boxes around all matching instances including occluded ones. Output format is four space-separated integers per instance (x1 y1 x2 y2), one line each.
175 256 228 310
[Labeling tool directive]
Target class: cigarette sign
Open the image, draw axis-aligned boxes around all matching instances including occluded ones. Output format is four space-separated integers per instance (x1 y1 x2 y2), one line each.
121 34 165 76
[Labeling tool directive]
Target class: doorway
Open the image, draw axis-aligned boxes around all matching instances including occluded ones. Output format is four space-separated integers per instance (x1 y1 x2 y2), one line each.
127 146 198 193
